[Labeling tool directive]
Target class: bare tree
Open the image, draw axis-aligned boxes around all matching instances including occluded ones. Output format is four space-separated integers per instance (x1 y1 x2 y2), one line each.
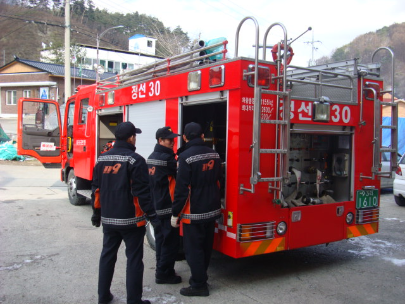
149 23 191 57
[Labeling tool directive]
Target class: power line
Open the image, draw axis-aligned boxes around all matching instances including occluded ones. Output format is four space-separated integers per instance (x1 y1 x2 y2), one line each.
303 30 321 66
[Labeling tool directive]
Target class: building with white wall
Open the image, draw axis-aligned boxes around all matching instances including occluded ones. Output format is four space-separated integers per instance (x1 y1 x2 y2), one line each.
128 34 157 55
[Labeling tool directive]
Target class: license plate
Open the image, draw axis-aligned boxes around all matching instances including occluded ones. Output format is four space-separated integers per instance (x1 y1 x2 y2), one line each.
356 189 379 209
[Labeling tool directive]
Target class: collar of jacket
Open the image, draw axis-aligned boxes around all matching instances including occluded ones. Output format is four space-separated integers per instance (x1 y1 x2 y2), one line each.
113 140 136 151
154 143 175 155
180 138 205 154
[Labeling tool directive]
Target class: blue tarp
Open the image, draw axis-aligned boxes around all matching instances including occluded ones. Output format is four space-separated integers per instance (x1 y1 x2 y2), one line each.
0 124 10 143
0 143 25 161
382 117 405 155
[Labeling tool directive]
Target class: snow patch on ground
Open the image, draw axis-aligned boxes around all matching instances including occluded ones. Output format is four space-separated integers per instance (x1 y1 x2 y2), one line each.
348 236 404 267
383 257 405 266
384 217 405 223
348 236 399 257
0 255 49 271
147 293 183 304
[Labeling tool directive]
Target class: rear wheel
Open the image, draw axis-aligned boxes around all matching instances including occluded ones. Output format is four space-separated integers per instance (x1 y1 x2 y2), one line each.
67 170 87 206
394 195 405 206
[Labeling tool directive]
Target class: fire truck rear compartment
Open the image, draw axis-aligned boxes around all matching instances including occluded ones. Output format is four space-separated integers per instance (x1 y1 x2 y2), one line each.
181 101 227 161
98 114 123 154
181 101 227 203
283 132 352 207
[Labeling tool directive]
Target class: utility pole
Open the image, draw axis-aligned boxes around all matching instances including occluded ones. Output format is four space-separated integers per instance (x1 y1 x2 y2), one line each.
304 30 321 66
64 0 71 102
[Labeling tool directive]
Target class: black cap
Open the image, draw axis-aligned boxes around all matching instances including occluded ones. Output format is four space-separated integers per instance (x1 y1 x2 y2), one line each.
184 122 202 140
115 122 142 140
156 126 180 139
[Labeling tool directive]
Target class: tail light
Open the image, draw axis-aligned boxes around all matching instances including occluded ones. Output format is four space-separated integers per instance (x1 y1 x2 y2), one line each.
396 166 402 176
247 65 270 88
237 222 275 242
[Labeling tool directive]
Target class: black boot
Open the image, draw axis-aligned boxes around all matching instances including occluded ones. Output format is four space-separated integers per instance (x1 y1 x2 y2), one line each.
98 293 114 304
180 285 209 297
155 269 182 284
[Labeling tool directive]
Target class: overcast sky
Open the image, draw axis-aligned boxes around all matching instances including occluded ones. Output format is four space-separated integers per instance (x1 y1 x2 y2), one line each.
92 0 405 66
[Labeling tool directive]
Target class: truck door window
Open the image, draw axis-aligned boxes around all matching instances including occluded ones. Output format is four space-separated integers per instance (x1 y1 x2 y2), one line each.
23 102 58 131
78 98 89 124
67 102 75 127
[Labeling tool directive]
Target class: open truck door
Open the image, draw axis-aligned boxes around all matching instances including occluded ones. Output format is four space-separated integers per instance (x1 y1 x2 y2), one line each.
17 98 62 168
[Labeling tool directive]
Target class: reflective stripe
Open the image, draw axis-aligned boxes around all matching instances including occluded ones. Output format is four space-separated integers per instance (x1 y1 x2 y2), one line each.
181 209 221 221
156 208 172 216
185 153 220 164
98 155 136 165
101 215 146 225
147 159 167 166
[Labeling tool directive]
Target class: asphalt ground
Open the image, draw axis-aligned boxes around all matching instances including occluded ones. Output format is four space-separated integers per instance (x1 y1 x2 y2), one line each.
0 162 404 304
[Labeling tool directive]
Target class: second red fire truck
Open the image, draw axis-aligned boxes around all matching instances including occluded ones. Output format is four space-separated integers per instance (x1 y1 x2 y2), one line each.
17 17 398 258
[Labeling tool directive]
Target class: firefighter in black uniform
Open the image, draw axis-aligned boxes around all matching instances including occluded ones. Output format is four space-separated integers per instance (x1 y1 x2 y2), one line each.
147 126 182 284
171 122 222 297
91 121 160 304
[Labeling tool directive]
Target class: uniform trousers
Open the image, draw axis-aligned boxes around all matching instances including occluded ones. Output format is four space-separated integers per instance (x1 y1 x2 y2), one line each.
182 221 215 288
99 225 146 304
155 217 180 276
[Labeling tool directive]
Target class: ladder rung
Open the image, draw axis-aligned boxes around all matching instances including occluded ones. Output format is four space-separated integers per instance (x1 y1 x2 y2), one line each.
380 148 396 153
261 120 288 125
377 171 392 176
261 89 288 97
380 102 397 107
381 125 396 129
260 149 288 154
259 177 283 182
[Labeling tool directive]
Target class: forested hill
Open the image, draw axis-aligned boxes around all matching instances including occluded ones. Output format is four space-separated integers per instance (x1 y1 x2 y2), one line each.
0 1 190 63
317 22 405 98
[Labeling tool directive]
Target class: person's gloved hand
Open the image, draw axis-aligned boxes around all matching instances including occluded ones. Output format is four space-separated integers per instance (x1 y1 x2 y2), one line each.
171 215 179 228
91 212 101 227
148 214 161 234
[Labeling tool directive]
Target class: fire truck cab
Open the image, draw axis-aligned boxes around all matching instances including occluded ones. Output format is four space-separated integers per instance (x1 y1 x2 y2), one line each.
17 17 398 259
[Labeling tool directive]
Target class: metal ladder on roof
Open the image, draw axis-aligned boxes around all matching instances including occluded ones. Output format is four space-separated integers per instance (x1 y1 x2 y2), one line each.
96 40 228 94
361 47 398 181
236 17 291 195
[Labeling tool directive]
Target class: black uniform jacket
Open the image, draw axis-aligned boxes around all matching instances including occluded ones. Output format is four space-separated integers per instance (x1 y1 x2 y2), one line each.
91 140 156 229
172 138 222 224
147 144 177 219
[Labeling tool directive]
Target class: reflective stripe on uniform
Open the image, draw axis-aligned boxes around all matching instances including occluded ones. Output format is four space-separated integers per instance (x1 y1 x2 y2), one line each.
101 215 146 225
185 153 220 164
156 208 172 216
181 209 221 221
98 155 136 165
147 159 168 166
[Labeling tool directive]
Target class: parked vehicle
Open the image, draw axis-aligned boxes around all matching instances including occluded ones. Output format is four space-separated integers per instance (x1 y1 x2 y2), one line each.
17 17 399 258
394 154 405 206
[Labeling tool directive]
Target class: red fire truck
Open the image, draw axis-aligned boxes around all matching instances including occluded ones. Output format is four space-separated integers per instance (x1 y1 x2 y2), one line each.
17 17 398 258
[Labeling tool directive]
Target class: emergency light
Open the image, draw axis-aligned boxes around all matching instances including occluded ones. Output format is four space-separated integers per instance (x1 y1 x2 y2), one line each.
209 65 225 88
107 91 115 105
98 94 105 106
188 71 201 91
247 65 270 88
313 96 330 122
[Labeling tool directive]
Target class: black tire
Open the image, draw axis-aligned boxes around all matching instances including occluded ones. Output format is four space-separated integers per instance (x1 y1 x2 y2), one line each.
394 195 405 206
146 221 156 250
67 170 87 206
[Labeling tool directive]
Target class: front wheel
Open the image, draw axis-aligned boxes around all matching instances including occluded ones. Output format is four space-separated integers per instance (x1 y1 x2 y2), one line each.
146 222 156 250
67 170 87 206
394 195 405 206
